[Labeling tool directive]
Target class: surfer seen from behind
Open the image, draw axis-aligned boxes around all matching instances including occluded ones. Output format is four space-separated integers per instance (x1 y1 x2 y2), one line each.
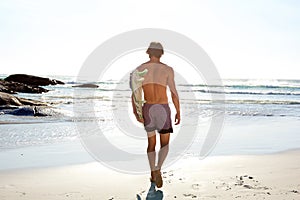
131 42 181 188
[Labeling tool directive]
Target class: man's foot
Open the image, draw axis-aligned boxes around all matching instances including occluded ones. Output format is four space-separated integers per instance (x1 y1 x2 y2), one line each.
154 170 163 188
150 177 156 183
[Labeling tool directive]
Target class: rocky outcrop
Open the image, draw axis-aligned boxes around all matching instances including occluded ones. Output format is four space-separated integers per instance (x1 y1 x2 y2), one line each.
0 92 22 106
7 106 55 116
0 92 47 106
0 79 48 94
0 106 59 117
0 74 65 94
4 74 64 86
72 84 99 88
0 83 14 94
0 74 64 115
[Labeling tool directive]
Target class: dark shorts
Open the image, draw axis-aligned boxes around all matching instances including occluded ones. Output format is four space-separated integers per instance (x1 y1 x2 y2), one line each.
142 103 173 134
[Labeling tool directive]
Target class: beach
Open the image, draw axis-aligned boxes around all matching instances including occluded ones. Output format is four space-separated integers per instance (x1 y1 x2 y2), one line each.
0 149 299 200
1 1 300 199
1 75 300 199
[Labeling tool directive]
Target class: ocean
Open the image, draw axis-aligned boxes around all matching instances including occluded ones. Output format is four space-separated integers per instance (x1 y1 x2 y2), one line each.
0 74 300 170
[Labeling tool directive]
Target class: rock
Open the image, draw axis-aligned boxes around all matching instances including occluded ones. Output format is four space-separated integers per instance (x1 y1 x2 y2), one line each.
0 84 14 94
0 92 47 106
9 107 36 116
72 84 99 88
0 92 23 106
2 80 48 93
0 80 16 94
18 97 47 106
0 105 58 117
8 106 53 116
0 79 48 94
4 74 64 86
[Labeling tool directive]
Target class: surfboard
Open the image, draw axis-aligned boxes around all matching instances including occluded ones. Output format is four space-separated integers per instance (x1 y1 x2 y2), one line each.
130 68 148 119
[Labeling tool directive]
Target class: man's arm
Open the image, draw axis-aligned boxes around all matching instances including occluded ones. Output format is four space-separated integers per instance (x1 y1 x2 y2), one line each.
131 94 144 123
167 68 181 125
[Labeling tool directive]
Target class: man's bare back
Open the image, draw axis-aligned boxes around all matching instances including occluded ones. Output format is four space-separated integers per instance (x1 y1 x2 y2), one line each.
137 62 173 104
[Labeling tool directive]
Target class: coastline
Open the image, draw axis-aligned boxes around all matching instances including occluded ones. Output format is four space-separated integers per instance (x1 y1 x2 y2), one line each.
0 149 299 200
1 115 300 171
1 75 300 199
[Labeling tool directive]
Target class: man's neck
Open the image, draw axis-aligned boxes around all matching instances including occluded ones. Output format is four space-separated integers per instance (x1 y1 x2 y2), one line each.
149 56 160 63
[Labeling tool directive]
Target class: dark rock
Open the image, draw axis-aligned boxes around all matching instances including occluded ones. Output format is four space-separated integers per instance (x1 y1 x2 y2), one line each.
10 107 35 116
4 74 64 86
2 74 57 93
1 106 58 117
0 92 47 106
0 84 14 94
0 92 23 106
0 80 16 94
0 79 48 93
72 84 99 88
8 106 51 116
18 98 47 106
5 81 48 93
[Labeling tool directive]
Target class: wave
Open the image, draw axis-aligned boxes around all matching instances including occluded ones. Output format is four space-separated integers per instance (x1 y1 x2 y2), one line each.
224 100 300 105
179 84 300 89
180 89 300 96
178 79 300 90
226 111 275 117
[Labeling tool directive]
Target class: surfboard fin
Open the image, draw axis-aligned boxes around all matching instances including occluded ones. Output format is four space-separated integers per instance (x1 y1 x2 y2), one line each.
137 69 148 76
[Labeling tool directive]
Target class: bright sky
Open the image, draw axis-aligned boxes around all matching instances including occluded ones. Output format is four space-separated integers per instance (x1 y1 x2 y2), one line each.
1 0 300 79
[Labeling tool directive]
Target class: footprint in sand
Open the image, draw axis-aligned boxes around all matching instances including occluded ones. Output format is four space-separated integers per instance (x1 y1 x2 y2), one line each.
183 193 197 198
191 183 201 190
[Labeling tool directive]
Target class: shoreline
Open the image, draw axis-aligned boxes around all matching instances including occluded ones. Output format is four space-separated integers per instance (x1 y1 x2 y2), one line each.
1 137 299 171
2 147 299 172
0 149 299 199
1 116 300 177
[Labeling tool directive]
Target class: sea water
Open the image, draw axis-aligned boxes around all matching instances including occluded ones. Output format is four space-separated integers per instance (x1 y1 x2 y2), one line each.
0 74 300 170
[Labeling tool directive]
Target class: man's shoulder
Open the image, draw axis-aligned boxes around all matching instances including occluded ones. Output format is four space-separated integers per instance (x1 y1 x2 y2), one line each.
139 62 172 68
160 63 173 73
160 62 172 68
136 62 173 74
136 64 145 71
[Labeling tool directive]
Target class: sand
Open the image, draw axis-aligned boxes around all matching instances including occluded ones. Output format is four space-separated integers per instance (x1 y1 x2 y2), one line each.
0 150 299 200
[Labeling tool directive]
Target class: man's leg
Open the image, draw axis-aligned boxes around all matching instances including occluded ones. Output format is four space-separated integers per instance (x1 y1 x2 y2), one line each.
151 133 170 188
157 133 170 170
147 131 156 181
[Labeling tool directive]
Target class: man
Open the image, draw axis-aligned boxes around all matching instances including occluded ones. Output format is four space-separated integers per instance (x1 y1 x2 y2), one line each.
131 42 181 188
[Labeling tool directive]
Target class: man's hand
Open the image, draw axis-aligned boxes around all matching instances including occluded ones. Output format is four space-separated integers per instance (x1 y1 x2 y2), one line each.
134 113 144 123
175 113 181 125
136 117 144 123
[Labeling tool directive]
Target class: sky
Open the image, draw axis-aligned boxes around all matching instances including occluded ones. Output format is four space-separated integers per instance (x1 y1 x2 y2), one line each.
0 0 300 79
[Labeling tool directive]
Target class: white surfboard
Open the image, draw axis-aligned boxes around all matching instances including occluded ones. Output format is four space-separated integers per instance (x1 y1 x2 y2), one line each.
130 68 148 119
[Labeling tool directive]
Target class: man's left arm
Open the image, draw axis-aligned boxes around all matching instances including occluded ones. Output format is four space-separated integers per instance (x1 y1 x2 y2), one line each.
167 68 181 125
